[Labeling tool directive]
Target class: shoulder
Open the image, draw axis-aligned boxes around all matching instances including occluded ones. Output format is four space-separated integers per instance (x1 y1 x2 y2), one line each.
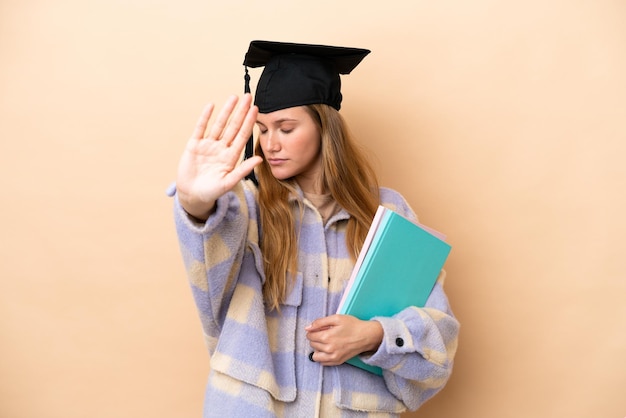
379 187 418 222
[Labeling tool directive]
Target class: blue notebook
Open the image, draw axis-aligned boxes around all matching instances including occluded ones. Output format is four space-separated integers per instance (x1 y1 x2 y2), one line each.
336 205 452 375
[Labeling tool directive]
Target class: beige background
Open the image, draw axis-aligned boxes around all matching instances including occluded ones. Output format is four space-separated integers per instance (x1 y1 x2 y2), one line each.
1 0 625 417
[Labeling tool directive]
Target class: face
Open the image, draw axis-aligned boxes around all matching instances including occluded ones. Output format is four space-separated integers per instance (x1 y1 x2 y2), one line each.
256 106 322 191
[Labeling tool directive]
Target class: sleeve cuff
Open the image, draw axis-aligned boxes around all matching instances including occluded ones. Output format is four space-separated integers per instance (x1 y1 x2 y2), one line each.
172 188 241 235
361 316 416 369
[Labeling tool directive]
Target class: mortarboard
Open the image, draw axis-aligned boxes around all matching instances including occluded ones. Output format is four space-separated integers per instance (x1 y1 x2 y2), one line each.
243 40 371 113
242 40 371 183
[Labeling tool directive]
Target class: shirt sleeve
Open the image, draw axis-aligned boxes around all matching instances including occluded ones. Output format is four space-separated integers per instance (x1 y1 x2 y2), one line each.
172 182 250 348
360 270 459 410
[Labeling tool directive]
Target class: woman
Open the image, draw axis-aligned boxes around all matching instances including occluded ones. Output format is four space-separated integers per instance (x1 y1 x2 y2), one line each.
171 40 459 417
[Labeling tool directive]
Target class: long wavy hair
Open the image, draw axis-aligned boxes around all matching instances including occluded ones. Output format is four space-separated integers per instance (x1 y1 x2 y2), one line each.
255 104 380 311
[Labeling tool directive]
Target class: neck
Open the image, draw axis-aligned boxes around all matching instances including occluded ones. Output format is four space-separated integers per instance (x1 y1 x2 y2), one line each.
295 173 324 194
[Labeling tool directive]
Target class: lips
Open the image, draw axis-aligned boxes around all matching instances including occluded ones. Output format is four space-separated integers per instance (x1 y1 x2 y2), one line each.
267 158 287 166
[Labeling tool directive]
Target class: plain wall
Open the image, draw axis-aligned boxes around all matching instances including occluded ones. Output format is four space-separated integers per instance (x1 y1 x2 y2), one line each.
1 0 624 417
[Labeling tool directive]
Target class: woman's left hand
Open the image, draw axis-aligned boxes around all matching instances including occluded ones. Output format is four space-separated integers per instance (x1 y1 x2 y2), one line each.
305 315 383 366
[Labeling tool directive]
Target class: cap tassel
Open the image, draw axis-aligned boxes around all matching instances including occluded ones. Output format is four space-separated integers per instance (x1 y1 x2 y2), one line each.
243 66 258 185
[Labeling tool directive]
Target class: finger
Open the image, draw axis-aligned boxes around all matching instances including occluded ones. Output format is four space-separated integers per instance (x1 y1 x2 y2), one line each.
305 315 338 332
309 350 342 367
217 156 262 193
221 93 254 146
206 95 239 140
308 338 331 353
228 103 258 153
308 343 327 357
191 103 215 139
227 156 262 184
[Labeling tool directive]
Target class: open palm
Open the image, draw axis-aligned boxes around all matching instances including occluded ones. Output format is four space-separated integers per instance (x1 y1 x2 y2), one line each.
176 94 262 220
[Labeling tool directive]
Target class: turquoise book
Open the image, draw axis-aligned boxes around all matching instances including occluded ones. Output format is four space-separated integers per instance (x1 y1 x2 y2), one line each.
336 205 452 375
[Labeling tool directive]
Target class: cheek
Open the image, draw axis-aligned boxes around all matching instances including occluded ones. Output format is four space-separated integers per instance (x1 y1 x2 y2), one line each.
301 143 323 169
299 131 322 157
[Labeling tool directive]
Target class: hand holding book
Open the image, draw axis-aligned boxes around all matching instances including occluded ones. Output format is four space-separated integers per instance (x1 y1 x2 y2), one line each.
305 314 384 366
337 205 452 374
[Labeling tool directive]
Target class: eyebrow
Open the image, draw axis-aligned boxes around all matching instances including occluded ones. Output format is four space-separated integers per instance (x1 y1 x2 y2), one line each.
256 118 298 127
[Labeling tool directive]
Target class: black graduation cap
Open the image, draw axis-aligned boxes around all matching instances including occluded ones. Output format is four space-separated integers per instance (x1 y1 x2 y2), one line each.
243 40 370 113
242 40 371 184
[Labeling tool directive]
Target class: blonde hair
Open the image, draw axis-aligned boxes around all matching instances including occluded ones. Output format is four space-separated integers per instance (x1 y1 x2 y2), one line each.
256 104 380 311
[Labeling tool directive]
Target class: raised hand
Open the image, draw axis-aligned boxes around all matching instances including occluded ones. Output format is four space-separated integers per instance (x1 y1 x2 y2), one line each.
176 94 262 220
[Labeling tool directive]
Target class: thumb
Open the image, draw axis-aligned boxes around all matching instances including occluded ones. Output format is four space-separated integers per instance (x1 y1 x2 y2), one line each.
234 156 263 178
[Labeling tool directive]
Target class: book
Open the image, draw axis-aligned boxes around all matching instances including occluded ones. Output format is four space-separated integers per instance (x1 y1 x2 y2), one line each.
337 205 452 375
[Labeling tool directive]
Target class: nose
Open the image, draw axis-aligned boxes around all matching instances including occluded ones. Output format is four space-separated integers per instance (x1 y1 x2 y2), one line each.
262 130 281 153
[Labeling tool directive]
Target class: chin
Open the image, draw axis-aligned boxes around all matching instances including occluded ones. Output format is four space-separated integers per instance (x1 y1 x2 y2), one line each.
269 168 294 181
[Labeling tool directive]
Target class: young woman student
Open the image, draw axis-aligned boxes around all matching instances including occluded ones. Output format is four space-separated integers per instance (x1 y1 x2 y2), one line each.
169 40 459 417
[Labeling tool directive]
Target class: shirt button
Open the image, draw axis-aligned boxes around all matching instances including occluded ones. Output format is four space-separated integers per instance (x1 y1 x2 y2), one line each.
395 337 404 347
